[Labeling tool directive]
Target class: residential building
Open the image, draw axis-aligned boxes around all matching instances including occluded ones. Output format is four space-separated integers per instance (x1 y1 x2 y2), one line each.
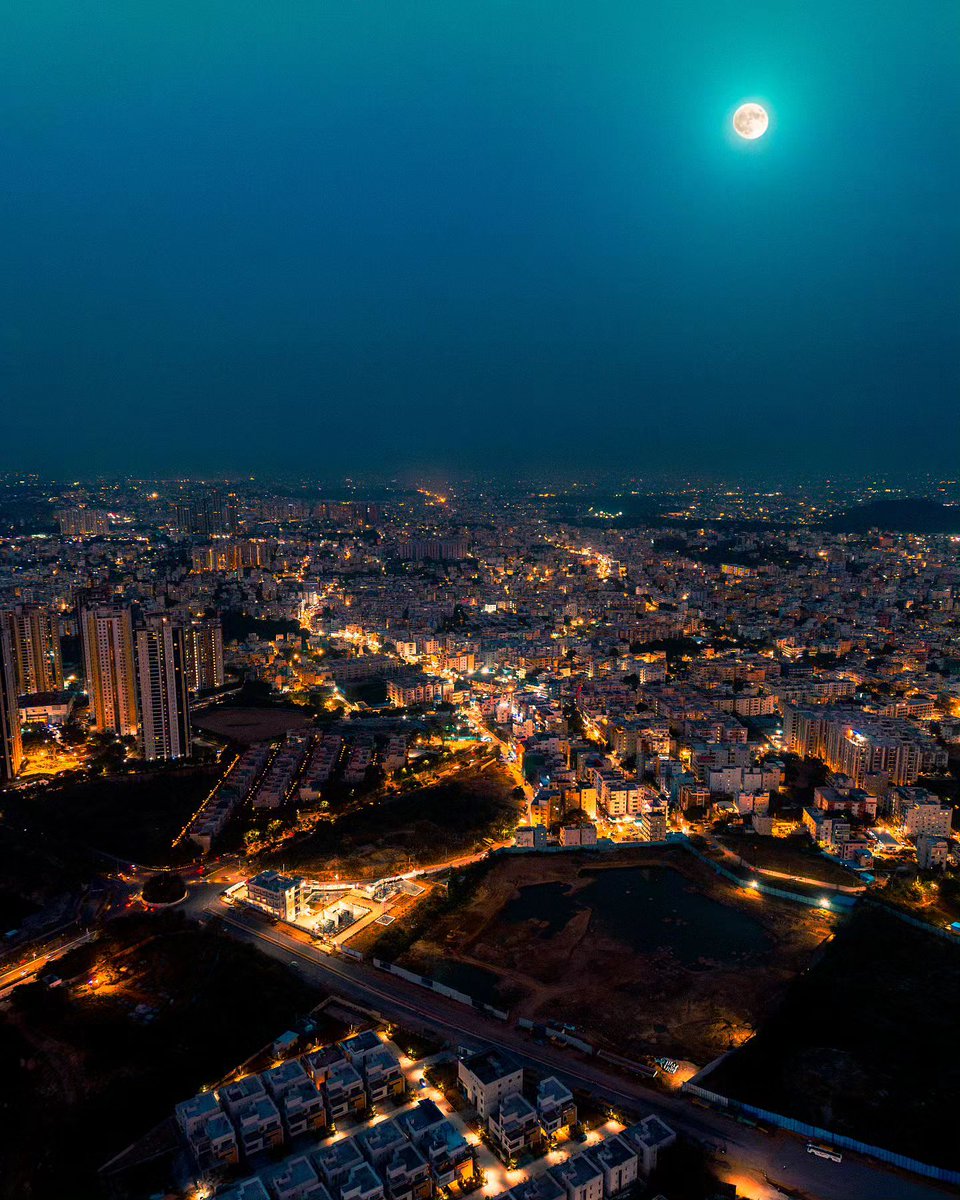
314 1137 365 1192
489 1092 540 1160
175 1092 239 1173
536 1077 577 1137
219 1179 272 1200
503 1176 566 1200
381 1142 432 1200
81 605 139 737
549 1154 603 1200
0 623 23 781
56 506 109 537
357 1119 408 1169
230 1093 284 1157
135 613 192 760
457 1049 523 1121
361 1045 406 1104
325 1061 367 1119
586 1135 638 1196
341 1162 386 1200
1 605 63 694
263 1155 332 1200
623 1116 676 1176
186 615 225 691
917 834 950 871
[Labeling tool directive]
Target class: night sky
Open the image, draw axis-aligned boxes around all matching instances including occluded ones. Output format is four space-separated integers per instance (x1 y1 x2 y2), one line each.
1 2 957 479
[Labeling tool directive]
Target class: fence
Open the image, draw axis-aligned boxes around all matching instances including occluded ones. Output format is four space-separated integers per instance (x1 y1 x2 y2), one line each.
682 1083 960 1186
863 898 960 944
680 840 859 911
370 957 509 1020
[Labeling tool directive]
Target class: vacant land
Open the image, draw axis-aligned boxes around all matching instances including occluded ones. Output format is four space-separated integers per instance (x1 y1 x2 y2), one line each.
708 907 960 1170
384 846 832 1064
0 913 323 1200
192 703 313 744
716 831 860 888
0 771 213 910
269 760 522 879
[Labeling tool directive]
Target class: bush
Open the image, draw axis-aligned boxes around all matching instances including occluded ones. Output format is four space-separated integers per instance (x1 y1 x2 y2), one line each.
141 873 187 905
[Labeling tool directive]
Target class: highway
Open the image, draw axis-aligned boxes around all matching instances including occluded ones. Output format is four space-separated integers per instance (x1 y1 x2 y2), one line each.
184 879 958 1200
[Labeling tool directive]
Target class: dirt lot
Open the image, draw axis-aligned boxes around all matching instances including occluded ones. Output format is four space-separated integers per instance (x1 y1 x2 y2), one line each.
391 846 833 1065
708 906 960 1171
192 703 313 744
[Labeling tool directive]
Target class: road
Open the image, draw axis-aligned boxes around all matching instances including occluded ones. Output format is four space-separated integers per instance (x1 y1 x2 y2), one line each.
0 930 96 999
185 879 957 1200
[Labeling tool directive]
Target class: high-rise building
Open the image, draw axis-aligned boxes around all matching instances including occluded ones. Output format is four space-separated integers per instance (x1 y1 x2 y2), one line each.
0 624 24 782
81 606 139 737
2 605 64 695
174 490 239 537
185 617 224 692
56 507 110 538
135 614 192 761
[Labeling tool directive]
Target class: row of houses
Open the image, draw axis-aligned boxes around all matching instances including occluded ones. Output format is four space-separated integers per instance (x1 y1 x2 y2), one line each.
254 732 312 809
501 1116 676 1200
214 1093 476 1200
176 1031 405 1176
188 742 274 851
456 1050 674 1181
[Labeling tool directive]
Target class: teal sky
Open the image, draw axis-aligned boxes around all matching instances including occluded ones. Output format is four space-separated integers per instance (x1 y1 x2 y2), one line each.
0 2 957 478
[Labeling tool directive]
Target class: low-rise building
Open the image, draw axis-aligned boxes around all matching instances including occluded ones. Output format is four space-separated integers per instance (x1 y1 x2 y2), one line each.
382 1141 432 1200
231 1094 285 1157
341 1162 386 1200
325 1062 367 1120
489 1092 541 1161
917 834 950 871
536 1077 577 1137
357 1118 408 1169
361 1045 406 1104
263 1155 332 1200
219 1179 272 1200
549 1153 604 1200
586 1134 638 1196
457 1049 523 1121
516 825 548 849
247 870 306 921
623 1115 676 1176
314 1136 365 1192
503 1175 566 1200
175 1092 239 1173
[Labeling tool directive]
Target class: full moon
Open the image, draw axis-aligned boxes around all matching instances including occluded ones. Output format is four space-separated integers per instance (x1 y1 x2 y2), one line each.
733 102 769 140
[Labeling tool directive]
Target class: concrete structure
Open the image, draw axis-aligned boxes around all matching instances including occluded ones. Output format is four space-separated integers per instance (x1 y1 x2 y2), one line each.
457 1049 523 1121
247 870 306 922
135 613 192 761
0 623 23 781
81 604 138 737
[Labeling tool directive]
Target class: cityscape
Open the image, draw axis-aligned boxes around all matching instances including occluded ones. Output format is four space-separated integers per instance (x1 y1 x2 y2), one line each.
1 475 960 1200
1 4 958 1200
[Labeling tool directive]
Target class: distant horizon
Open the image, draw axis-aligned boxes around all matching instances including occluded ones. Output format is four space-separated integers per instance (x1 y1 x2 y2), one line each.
5 470 959 493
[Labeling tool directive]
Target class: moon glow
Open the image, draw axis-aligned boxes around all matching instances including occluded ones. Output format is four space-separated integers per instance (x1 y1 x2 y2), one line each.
733 102 769 140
